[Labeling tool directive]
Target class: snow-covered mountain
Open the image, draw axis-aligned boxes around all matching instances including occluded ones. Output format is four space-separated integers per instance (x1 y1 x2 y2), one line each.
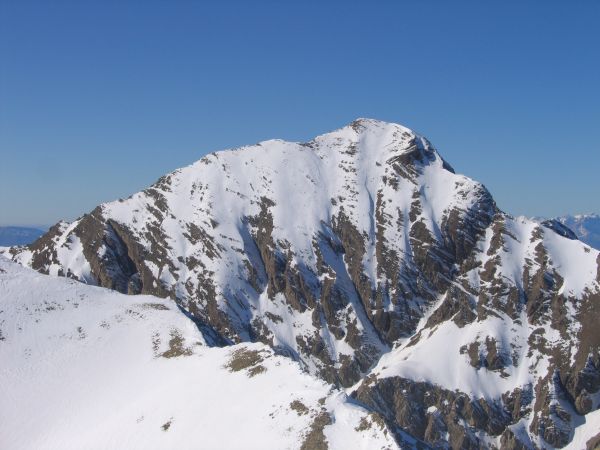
3 119 600 449
0 256 396 450
554 214 600 250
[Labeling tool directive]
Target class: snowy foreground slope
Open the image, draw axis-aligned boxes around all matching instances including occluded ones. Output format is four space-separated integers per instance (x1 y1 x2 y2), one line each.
3 119 600 449
0 257 396 450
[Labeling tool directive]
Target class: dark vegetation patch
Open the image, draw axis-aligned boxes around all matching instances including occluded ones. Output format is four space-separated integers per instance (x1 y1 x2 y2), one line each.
248 365 267 376
152 332 160 354
141 302 170 311
355 416 371 432
290 400 309 416
161 418 172 431
160 329 193 358
300 411 332 450
354 413 387 434
265 312 284 323
226 347 269 377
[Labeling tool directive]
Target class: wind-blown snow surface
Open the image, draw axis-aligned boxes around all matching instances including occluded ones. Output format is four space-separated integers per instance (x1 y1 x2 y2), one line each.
0 257 396 450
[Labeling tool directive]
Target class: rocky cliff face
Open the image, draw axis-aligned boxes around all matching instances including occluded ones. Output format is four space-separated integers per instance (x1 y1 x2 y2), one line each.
4 119 600 449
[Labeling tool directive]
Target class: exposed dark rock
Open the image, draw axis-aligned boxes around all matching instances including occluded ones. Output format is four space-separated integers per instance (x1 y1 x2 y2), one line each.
541 219 578 240
353 376 515 449
499 428 533 450
586 432 600 450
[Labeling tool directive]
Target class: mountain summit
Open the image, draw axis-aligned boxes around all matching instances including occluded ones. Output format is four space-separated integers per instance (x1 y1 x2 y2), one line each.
4 119 600 449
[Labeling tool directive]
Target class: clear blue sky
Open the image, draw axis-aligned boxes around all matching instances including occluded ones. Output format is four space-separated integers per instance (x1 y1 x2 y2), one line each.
1 1 598 226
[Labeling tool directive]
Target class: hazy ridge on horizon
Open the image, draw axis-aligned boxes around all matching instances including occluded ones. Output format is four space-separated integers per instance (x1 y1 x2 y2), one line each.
0 226 46 247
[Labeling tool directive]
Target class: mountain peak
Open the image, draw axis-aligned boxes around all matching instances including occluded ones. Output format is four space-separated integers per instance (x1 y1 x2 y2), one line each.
3 120 599 449
329 117 420 142
348 117 414 132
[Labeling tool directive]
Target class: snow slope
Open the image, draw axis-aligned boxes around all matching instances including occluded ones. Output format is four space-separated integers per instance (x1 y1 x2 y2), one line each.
0 256 397 450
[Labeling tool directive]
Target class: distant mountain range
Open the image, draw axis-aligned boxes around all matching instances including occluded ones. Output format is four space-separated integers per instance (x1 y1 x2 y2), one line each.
0 226 45 246
554 214 600 250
